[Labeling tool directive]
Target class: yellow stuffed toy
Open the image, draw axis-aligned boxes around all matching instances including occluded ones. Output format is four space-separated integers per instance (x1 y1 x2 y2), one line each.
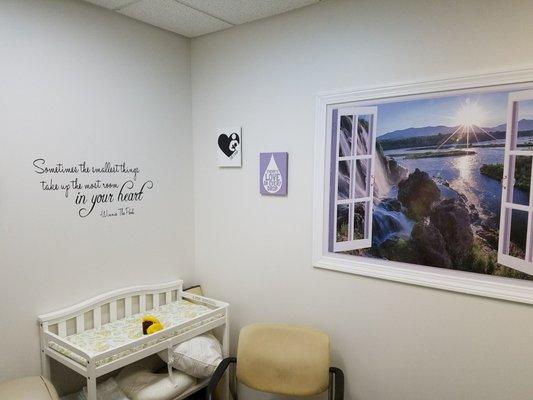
142 315 164 335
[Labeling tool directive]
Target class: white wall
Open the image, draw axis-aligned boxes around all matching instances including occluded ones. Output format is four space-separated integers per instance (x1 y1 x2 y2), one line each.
3 0 533 398
191 1 533 399
0 0 194 385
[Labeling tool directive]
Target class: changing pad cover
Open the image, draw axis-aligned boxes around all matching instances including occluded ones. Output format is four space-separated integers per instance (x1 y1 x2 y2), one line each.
49 299 220 367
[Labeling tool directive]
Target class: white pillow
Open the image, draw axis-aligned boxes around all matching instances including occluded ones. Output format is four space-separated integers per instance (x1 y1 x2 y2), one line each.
62 378 128 400
116 363 195 400
158 333 223 379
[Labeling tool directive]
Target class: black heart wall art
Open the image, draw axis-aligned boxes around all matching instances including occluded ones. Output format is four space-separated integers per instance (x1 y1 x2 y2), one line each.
217 127 242 167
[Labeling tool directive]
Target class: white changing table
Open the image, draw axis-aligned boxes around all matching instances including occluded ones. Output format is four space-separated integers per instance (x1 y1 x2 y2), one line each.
38 280 229 400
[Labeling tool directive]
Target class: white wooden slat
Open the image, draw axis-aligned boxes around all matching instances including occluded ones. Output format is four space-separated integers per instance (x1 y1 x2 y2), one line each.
509 149 533 156
503 201 530 212
528 157 533 263
40 320 51 379
44 332 90 359
76 314 85 333
37 280 183 325
94 307 102 329
338 154 373 161
140 294 146 312
165 291 171 304
153 292 160 307
44 348 87 376
110 301 117 322
58 321 67 337
125 297 132 317
336 196 372 205
526 212 533 262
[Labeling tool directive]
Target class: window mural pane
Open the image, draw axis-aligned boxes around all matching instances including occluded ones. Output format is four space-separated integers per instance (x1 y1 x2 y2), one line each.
506 155 531 206
339 115 353 157
356 115 372 156
512 100 533 150
504 208 529 260
336 204 349 242
353 202 367 240
354 159 370 198
337 160 351 200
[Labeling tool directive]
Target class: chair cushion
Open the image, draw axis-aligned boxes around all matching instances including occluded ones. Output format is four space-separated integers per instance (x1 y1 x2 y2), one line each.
0 376 59 400
184 285 204 296
236 324 330 396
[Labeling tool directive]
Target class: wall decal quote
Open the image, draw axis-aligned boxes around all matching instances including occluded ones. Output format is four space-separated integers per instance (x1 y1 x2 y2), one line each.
33 159 154 218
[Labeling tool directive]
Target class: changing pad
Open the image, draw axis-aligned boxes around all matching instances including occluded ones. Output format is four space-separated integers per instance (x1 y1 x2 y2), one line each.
49 299 221 367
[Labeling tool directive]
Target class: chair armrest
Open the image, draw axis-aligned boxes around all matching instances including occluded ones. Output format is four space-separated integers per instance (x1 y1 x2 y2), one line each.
329 367 344 400
206 357 237 400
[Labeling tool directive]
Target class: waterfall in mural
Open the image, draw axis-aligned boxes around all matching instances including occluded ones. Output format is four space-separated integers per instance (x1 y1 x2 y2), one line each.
373 148 392 199
337 116 352 199
372 199 414 246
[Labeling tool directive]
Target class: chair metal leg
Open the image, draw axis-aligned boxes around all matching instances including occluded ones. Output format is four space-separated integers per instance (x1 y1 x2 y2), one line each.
206 357 236 400
329 367 344 400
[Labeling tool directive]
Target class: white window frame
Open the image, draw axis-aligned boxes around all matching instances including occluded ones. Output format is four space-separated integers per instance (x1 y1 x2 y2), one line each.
331 106 377 252
498 90 533 274
313 67 533 305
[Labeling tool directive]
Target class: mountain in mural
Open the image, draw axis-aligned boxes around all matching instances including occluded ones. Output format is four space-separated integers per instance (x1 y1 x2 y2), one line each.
486 119 533 133
378 119 533 141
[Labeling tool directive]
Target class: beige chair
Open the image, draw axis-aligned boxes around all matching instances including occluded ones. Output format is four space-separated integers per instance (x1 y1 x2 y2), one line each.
0 376 59 400
206 323 344 399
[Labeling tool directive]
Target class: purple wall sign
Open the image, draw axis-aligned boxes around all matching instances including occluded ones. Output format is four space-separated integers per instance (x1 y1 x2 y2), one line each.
259 152 288 196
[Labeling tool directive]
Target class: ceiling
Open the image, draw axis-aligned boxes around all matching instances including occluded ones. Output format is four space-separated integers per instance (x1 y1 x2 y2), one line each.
83 0 321 38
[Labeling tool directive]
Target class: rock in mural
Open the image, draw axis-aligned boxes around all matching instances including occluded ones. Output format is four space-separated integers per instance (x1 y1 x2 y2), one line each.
397 168 440 219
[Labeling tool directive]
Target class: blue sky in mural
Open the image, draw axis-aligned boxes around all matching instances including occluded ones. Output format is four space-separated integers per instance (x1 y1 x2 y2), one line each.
377 90 533 136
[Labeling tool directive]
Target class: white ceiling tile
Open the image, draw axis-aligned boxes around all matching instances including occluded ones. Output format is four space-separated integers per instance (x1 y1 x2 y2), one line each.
83 0 140 10
118 0 233 37
176 0 319 25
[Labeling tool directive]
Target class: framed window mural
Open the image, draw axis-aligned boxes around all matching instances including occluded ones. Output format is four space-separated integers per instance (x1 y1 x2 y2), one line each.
313 69 533 304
